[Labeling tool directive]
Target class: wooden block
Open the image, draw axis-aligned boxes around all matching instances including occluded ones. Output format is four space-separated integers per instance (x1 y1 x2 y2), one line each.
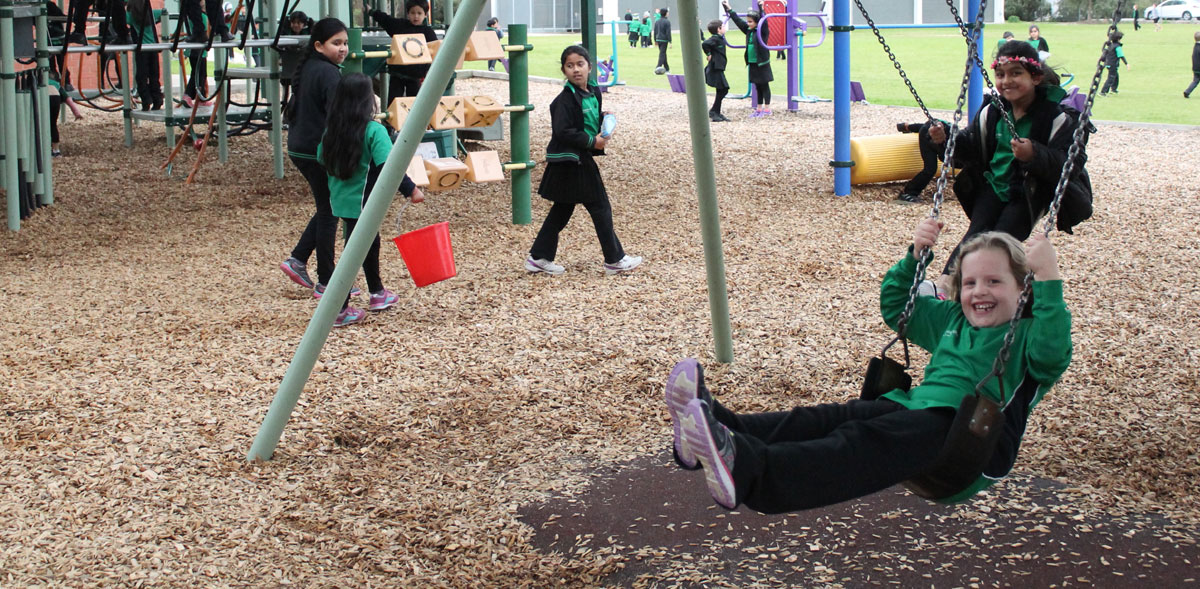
429 96 466 130
463 95 504 128
385 97 419 130
388 34 432 65
405 155 429 187
464 30 505 61
465 150 504 183
426 39 465 69
423 157 469 191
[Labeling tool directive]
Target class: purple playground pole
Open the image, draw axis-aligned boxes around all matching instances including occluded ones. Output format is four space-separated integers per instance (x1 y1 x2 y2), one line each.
786 0 798 111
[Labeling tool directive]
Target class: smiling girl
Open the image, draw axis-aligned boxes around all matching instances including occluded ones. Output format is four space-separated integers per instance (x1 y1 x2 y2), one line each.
663 217 1071 513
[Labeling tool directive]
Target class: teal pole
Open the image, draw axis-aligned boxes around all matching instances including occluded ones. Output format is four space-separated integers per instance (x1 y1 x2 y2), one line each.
35 2 53 205
217 49 229 162
507 24 530 225
161 10 175 176
2 0 22 230
265 0 283 178
344 27 363 74
677 0 733 362
247 0 490 461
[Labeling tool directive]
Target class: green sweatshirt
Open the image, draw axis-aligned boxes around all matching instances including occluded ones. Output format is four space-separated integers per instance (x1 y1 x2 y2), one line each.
878 248 1072 411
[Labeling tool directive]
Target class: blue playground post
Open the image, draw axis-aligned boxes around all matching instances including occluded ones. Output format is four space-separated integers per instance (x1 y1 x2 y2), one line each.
966 0 983 121
832 0 849 197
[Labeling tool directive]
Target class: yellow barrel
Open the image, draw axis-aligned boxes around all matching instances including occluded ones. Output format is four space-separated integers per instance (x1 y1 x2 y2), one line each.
849 134 935 185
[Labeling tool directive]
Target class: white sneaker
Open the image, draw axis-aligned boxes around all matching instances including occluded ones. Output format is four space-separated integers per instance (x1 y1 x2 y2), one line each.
604 254 643 275
917 279 948 300
524 256 565 275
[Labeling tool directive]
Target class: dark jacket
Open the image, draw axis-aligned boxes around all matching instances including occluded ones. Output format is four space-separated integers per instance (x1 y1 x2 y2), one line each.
702 33 727 71
947 86 1092 234
369 11 438 79
544 82 604 165
653 16 671 44
1192 42 1200 73
726 8 770 66
286 53 342 156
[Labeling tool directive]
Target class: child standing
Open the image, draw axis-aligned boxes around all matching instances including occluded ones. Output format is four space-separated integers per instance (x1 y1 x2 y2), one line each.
927 40 1090 290
640 13 652 48
1027 24 1049 60
368 0 437 99
281 19 360 299
526 45 642 276
722 0 774 118
126 0 163 111
318 73 424 326
485 17 503 71
1100 30 1129 96
46 71 83 157
702 19 730 122
1184 31 1200 98
666 218 1071 512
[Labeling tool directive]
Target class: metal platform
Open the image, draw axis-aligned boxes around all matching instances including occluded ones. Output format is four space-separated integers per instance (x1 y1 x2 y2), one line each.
130 104 270 126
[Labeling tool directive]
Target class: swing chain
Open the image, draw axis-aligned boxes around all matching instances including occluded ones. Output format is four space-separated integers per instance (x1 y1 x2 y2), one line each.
851 0 934 122
973 2 1121 400
942 0 1022 140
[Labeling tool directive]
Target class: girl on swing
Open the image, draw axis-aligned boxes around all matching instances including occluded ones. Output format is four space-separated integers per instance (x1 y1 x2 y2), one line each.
664 216 1072 512
926 40 1090 297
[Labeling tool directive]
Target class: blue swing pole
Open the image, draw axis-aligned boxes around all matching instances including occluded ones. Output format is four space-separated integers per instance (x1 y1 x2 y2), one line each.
831 0 849 197
967 0 983 121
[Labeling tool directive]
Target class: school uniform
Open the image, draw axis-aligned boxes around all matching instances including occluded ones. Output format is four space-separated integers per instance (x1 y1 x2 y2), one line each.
1184 41 1199 97
486 25 503 70
726 8 773 105
653 15 672 71
126 8 163 109
1101 41 1126 94
702 32 729 118
369 11 438 98
531 82 626 264
640 20 652 47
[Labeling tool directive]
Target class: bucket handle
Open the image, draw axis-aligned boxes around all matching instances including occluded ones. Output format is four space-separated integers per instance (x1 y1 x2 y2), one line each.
394 200 411 234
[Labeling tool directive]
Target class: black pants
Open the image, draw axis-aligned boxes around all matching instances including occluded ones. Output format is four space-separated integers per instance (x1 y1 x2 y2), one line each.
656 41 669 71
710 87 728 115
754 82 771 107
942 183 1050 275
134 51 162 105
1101 67 1120 93
714 398 953 513
902 127 938 196
1186 73 1200 97
629 32 638 47
388 75 422 101
49 94 62 143
289 156 338 285
530 200 625 264
339 217 383 309
185 51 206 98
641 35 651 48
182 0 228 38
70 0 128 38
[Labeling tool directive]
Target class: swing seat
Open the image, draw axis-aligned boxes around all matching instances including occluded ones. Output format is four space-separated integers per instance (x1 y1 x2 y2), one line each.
903 394 1004 502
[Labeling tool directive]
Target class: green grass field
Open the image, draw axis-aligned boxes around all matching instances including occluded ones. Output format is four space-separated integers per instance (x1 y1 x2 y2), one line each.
463 22 1199 126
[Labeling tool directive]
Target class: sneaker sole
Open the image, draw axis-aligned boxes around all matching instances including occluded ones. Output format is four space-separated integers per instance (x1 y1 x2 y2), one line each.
524 261 565 276
665 359 701 470
368 300 397 312
683 400 738 509
313 288 362 300
280 262 314 289
604 260 642 275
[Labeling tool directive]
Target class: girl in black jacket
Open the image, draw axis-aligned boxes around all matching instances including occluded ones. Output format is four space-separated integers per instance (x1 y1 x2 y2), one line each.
526 45 642 276
281 18 360 299
722 0 774 117
702 19 730 122
368 0 438 100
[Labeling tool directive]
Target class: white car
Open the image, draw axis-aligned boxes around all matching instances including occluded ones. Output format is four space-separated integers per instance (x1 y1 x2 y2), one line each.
1145 0 1200 20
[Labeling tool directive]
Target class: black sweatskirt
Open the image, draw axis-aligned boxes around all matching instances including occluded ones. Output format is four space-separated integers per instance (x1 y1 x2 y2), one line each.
537 155 607 205
748 62 774 85
705 65 729 90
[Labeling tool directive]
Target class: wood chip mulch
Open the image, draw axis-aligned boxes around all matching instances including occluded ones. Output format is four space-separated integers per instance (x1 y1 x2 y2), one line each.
1 77 1197 586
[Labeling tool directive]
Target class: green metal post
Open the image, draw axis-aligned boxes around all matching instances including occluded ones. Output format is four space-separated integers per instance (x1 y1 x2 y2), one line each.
508 24 530 225
2 0 22 230
582 0 596 83
120 51 134 147
161 10 175 176
217 49 229 162
266 0 283 178
247 0 490 462
344 27 363 74
677 0 733 362
35 3 52 205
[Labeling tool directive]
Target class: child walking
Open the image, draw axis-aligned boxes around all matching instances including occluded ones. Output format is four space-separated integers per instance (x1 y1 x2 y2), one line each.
525 45 642 276
485 17 503 71
926 40 1091 292
126 0 163 111
1184 31 1200 98
281 19 361 299
702 19 730 122
722 0 773 118
1100 30 1129 96
368 0 438 99
318 73 424 326
666 217 1072 512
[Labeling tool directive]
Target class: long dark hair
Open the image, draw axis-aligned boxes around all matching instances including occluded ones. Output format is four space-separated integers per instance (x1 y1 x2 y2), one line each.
995 39 1060 87
320 73 377 180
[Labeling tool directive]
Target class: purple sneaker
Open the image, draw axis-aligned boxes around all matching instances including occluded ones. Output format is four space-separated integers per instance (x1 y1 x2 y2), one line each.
368 289 399 311
333 306 366 327
683 399 738 509
664 358 712 470
280 257 314 289
313 283 362 300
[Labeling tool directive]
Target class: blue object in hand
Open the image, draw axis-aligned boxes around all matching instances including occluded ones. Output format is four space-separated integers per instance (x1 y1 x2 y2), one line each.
600 113 617 138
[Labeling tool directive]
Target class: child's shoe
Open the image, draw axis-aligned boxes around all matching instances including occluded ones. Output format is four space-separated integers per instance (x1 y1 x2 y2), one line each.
368 288 399 311
917 279 949 300
313 282 363 299
664 358 713 470
333 306 366 327
760 107 772 116
524 256 565 275
896 193 922 204
603 254 643 275
747 109 763 119
280 256 314 289
51 149 62 158
683 399 738 509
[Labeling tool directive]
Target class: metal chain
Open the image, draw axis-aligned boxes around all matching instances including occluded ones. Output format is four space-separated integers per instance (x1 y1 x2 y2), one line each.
973 1 1122 401
943 0 1022 140
852 0 933 122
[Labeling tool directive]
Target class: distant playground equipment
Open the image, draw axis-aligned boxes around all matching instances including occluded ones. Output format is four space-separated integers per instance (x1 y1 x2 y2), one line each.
722 0 831 108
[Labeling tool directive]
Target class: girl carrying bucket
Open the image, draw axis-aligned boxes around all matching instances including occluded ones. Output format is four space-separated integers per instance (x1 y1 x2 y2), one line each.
319 73 424 327
525 45 642 276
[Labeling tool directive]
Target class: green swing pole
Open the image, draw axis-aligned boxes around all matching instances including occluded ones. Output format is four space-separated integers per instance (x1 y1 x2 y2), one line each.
2 0 22 230
507 24 531 225
678 0 733 362
35 2 53 205
247 0 489 462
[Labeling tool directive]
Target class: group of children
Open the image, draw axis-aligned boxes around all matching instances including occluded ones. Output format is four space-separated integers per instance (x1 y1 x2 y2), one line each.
699 0 775 121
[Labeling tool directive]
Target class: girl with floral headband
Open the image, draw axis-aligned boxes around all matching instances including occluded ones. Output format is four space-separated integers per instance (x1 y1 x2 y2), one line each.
923 39 1092 295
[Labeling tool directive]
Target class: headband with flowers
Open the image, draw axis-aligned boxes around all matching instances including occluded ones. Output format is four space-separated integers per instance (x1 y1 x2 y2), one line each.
991 55 1043 72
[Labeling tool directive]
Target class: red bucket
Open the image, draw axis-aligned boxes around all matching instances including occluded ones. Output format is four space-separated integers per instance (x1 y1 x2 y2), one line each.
393 222 457 287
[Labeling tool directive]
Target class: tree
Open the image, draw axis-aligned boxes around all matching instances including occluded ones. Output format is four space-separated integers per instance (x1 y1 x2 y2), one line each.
1006 0 1052 21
